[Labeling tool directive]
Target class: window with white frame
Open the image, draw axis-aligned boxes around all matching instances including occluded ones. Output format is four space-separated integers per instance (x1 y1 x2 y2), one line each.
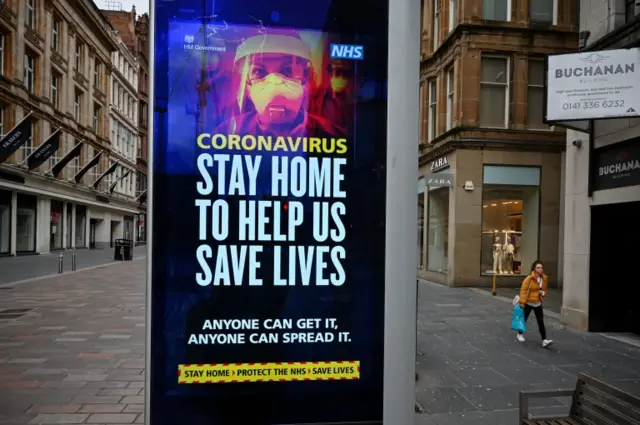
0 33 5 76
48 134 62 169
483 0 510 21
24 53 36 94
93 103 100 132
446 68 454 130
25 0 35 29
449 0 456 32
51 19 60 51
480 56 509 128
51 72 60 109
87 149 101 186
433 0 439 49
19 122 35 162
94 59 101 88
427 79 437 142
527 59 547 129
0 105 4 137
75 42 84 72
106 160 117 189
74 90 82 122
530 0 556 24
419 82 426 143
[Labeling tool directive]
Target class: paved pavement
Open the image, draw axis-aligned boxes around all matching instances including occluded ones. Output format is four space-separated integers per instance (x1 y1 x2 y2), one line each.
0 259 146 424
1 261 639 425
0 246 147 286
415 279 640 425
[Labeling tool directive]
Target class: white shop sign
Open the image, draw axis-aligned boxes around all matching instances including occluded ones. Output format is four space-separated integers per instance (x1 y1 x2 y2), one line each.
546 48 640 121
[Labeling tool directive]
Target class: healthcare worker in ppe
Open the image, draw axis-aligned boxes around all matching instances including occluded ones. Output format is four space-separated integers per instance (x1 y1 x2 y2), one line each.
311 58 355 133
218 32 346 138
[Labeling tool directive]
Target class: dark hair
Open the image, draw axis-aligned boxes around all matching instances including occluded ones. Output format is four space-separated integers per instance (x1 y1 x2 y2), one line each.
530 260 544 272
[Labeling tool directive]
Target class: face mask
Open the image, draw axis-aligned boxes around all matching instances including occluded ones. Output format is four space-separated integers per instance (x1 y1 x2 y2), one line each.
249 73 304 124
330 77 348 93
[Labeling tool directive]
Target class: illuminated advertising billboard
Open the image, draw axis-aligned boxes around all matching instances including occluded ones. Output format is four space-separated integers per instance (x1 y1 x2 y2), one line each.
147 0 403 424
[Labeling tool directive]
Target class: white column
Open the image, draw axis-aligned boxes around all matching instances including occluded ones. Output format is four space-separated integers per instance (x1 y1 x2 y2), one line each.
62 202 68 249
37 196 51 254
85 206 91 248
10 191 17 255
385 0 420 421
71 203 76 248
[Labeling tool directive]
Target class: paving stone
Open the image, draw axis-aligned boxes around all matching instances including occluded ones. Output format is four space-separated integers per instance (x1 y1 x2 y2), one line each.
64 375 107 382
79 404 126 413
97 388 140 396
85 413 138 423
28 413 88 423
26 405 82 414
71 396 123 404
122 404 144 413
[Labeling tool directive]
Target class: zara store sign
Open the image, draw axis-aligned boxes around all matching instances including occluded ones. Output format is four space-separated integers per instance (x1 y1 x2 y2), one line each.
593 138 640 191
430 155 449 171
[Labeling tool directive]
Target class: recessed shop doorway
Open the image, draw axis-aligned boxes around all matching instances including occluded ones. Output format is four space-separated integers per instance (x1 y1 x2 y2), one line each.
589 201 640 335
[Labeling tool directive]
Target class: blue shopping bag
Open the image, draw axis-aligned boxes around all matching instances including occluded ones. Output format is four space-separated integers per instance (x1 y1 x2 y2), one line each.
511 304 527 333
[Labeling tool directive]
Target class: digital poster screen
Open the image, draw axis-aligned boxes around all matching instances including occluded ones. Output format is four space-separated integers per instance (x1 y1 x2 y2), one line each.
149 1 389 423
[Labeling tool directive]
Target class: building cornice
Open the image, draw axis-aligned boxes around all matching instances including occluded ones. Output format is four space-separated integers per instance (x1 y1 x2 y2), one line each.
70 0 119 52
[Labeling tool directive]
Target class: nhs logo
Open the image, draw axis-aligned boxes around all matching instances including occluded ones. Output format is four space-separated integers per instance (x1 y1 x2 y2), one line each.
330 44 364 60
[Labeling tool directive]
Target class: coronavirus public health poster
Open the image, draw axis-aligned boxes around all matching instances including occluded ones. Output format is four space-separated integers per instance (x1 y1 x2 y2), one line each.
149 1 389 424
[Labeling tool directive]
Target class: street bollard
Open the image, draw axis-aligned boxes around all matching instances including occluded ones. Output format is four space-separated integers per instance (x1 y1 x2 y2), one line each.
492 274 497 296
71 249 77 271
58 252 63 274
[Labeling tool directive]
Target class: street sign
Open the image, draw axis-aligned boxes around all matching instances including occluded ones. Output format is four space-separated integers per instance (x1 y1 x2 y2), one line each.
147 0 417 424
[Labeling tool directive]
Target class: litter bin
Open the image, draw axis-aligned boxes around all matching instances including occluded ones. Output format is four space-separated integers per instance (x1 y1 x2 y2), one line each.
114 239 134 261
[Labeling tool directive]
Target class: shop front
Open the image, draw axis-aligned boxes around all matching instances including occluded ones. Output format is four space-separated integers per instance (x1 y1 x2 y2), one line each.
417 149 562 288
0 189 10 255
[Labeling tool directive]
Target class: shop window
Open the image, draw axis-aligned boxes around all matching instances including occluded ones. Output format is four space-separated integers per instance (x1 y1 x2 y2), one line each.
75 205 87 247
481 165 540 276
0 190 11 254
427 186 449 272
480 56 509 128
50 200 64 250
530 0 556 24
527 59 547 129
137 214 146 243
483 0 510 21
16 193 37 253
417 179 426 269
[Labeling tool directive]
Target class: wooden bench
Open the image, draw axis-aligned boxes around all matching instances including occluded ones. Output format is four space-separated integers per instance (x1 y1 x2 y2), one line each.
519 373 640 425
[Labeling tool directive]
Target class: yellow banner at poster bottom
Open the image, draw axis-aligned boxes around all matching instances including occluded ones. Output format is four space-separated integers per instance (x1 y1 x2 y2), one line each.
178 361 360 384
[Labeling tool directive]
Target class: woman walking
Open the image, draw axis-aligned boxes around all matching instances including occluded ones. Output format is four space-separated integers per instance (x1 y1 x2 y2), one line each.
516 260 554 348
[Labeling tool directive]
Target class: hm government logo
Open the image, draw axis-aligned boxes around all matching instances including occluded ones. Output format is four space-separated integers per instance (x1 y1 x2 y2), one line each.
580 53 609 64
184 34 195 44
330 44 364 60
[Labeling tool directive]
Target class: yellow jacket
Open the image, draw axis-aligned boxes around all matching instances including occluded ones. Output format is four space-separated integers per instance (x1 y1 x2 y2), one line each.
519 272 548 305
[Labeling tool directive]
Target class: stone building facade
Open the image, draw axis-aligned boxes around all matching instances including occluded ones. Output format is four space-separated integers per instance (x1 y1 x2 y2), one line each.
417 0 579 288
0 0 141 255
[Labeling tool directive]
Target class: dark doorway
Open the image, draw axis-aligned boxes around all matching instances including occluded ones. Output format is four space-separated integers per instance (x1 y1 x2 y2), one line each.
589 201 640 334
89 219 97 249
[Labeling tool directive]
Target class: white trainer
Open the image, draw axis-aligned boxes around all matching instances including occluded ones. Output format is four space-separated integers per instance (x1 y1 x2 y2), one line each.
516 333 526 342
542 339 554 348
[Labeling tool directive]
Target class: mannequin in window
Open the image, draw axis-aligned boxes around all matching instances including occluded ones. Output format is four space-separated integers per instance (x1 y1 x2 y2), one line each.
492 236 503 274
503 237 515 274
